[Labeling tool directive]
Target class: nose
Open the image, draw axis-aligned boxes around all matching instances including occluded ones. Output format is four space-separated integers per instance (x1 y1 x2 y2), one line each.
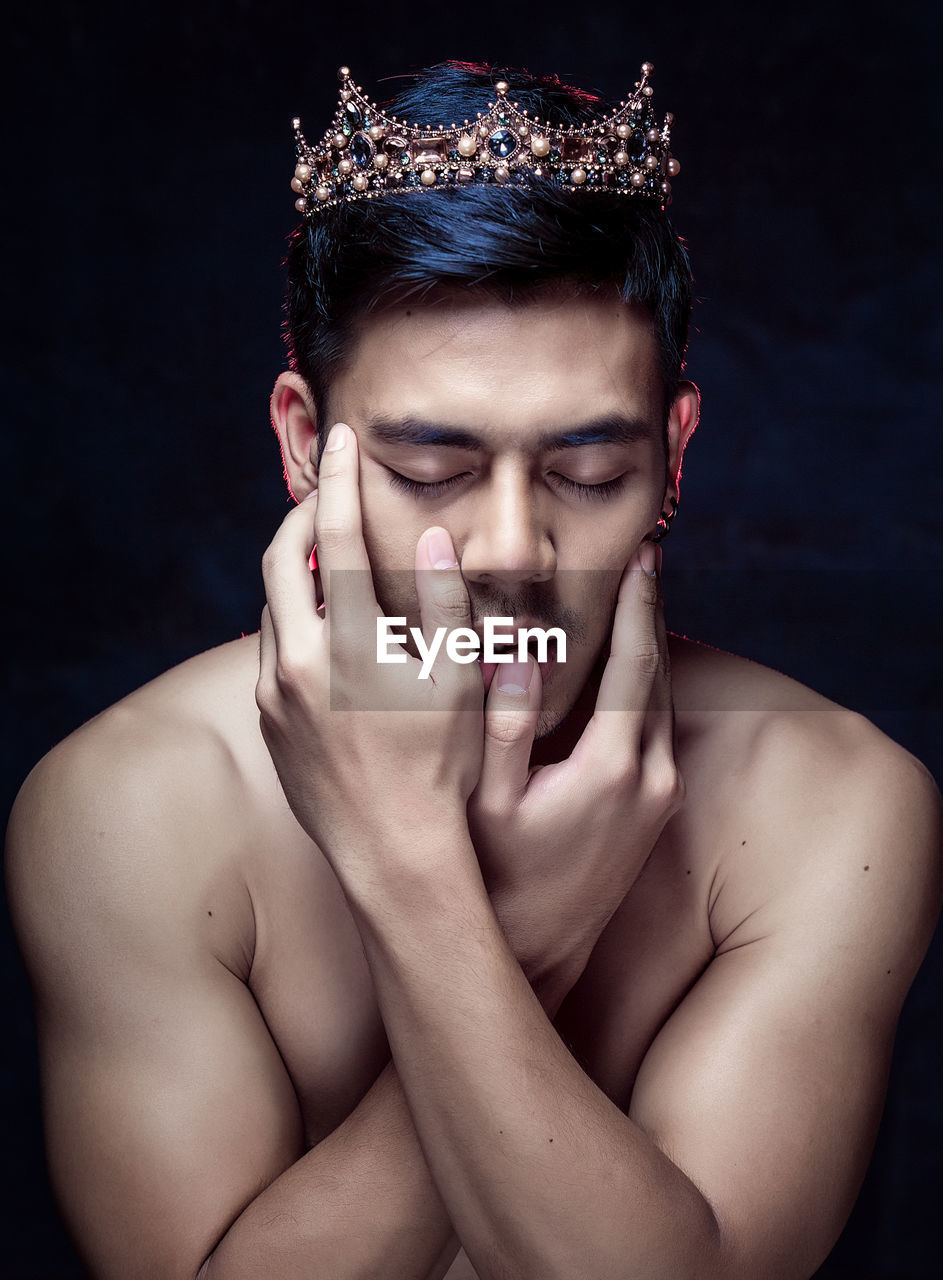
459 460 556 588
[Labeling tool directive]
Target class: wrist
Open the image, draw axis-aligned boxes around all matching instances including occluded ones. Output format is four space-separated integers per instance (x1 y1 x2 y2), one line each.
490 882 591 1008
338 814 482 919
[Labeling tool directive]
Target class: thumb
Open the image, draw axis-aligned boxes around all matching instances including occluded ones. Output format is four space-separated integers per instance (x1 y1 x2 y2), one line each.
414 526 472 642
475 655 543 814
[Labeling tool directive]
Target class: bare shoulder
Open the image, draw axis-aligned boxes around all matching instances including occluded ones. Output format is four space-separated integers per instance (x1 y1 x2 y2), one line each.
669 634 943 975
5 637 313 1277
6 635 268 989
629 639 941 1277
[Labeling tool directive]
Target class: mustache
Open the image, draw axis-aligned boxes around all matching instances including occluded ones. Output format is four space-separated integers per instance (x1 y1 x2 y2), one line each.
369 567 621 646
468 582 588 645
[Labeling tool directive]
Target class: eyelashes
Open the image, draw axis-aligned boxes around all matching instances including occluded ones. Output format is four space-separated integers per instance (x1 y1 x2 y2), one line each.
550 473 629 502
385 469 629 502
385 470 469 499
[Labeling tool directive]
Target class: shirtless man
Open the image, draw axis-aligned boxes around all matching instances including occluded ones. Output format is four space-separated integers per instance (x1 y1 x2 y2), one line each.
6 60 941 1280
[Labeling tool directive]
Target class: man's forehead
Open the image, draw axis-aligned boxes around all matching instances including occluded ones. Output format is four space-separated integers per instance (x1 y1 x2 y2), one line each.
332 291 664 431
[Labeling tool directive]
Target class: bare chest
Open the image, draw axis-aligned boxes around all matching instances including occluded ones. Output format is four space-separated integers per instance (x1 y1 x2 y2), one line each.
245 819 716 1147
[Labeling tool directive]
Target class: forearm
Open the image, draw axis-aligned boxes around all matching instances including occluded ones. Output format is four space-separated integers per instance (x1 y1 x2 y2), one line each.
201 828 605 1280
203 1062 457 1280
348 829 724 1280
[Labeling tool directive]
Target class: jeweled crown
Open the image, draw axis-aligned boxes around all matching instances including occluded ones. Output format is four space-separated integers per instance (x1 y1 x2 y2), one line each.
290 64 679 215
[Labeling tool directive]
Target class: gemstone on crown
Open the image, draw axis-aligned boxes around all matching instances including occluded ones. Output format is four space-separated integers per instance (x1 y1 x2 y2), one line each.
350 132 374 168
290 62 677 216
488 129 519 160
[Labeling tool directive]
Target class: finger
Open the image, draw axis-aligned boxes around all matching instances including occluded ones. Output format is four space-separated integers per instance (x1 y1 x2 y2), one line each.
255 603 279 732
309 530 325 615
258 602 276 685
586 540 665 757
260 488 321 649
644 541 672 720
414 528 473 674
474 655 543 814
313 423 375 619
641 541 677 763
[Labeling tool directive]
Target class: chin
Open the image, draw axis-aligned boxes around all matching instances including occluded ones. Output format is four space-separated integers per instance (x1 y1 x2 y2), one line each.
533 685 580 741
533 642 608 742
534 708 567 741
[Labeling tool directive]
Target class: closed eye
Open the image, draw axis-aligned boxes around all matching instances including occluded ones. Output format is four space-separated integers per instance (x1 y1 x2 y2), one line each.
385 467 629 502
385 469 470 498
550 473 628 501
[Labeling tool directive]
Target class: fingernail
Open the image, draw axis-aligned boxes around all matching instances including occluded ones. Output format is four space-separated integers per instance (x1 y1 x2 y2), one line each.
425 526 458 570
638 541 657 577
325 422 349 452
496 659 532 696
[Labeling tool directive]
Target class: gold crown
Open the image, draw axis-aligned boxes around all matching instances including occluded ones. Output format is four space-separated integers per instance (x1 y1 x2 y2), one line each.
290 64 679 214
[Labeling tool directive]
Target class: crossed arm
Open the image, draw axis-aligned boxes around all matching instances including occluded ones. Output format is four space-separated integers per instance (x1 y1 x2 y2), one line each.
7 423 942 1279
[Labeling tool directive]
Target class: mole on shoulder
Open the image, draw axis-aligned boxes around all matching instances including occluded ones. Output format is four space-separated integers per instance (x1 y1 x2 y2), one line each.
207 910 213 917
741 840 746 846
863 865 870 871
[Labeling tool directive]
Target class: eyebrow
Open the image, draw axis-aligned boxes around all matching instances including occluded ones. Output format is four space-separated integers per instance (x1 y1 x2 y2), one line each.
364 413 656 452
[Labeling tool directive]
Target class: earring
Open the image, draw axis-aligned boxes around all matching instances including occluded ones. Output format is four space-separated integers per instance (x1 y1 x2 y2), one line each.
651 496 678 543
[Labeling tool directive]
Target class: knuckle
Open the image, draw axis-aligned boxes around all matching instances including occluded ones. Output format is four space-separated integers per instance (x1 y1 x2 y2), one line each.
648 756 684 808
607 751 642 787
273 650 309 694
636 568 659 609
468 792 506 828
430 583 470 622
254 674 275 715
313 517 353 550
484 711 529 747
633 641 662 677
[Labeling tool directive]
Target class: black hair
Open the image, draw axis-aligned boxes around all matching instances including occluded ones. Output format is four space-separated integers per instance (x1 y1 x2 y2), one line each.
284 61 693 445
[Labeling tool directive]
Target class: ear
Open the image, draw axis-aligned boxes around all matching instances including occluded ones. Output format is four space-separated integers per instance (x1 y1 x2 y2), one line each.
270 371 320 502
664 380 700 506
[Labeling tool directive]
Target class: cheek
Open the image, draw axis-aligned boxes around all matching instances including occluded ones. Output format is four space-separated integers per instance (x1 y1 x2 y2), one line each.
357 473 431 621
359 472 420 569
554 509 649 573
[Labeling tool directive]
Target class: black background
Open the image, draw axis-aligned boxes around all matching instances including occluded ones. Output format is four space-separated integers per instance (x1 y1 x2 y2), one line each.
2 1 941 1275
